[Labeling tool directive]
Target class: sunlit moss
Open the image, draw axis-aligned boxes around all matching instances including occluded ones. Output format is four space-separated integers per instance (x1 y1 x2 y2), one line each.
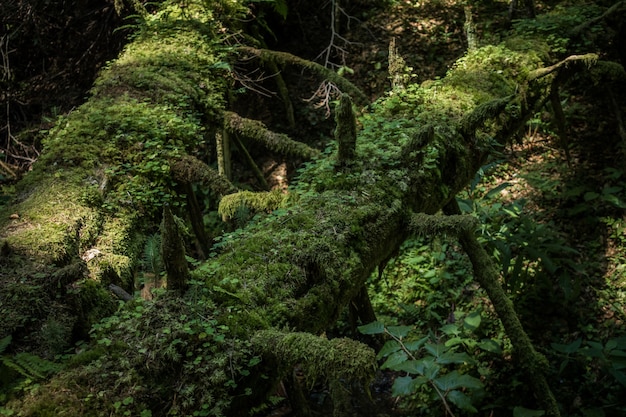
251 329 376 383
218 189 287 220
0 180 97 263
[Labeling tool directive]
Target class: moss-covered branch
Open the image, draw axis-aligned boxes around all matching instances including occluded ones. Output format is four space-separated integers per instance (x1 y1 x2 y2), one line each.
218 189 287 220
409 212 478 236
528 53 598 80
223 111 320 160
335 94 357 166
236 46 369 105
251 330 376 383
170 154 237 195
444 201 560 417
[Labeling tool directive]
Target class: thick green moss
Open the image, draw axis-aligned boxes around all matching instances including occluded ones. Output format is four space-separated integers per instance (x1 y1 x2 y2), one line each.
0 0 233 363
251 329 376 384
218 189 287 220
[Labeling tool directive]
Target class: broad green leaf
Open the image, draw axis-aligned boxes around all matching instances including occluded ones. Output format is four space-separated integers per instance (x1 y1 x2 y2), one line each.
608 354 626 370
609 336 626 350
463 311 482 331
584 191 599 201
404 336 429 352
358 321 385 335
415 356 436 376
445 337 464 348
273 0 288 19
551 338 582 354
605 339 618 351
436 351 475 365
448 390 477 413
513 406 545 417
434 371 483 391
602 185 623 194
478 339 502 354
394 356 439 375
376 340 401 360
457 198 473 213
381 351 408 370
604 168 623 180
393 359 422 374
563 185 586 198
603 194 626 208
425 342 446 357
387 325 413 339
391 376 414 396
401 356 440 379
485 182 511 199
422 360 440 380
582 341 604 358
391 375 429 396
440 324 460 336
609 368 626 387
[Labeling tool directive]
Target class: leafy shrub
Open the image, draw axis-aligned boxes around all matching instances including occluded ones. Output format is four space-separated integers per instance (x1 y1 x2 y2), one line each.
512 4 605 55
359 311 503 415
457 167 584 301
550 336 626 415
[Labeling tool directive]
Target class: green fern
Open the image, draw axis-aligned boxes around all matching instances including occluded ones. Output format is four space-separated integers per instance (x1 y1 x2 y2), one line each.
249 0 288 19
142 233 163 275
398 302 422 322
0 335 10 355
1 352 62 380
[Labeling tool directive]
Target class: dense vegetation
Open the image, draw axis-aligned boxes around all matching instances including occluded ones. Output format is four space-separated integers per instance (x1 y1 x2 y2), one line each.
1 0 625 416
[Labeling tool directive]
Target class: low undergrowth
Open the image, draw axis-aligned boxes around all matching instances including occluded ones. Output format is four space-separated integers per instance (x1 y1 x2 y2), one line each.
366 134 626 416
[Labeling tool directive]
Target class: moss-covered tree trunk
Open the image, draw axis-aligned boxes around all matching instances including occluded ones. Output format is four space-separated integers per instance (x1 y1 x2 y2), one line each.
0 0 596 415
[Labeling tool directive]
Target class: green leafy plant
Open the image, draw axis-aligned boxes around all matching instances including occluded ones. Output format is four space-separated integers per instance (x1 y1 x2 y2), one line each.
248 0 288 19
549 336 626 415
80 284 262 416
141 232 163 275
2 352 62 382
368 235 475 329
511 4 605 55
458 170 584 300
359 311 500 416
552 337 626 388
562 168 626 217
0 334 64 406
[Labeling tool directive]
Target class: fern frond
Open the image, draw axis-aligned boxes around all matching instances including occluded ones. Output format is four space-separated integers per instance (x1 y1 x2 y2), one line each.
0 335 11 354
143 233 162 275
1 352 62 380
398 302 421 322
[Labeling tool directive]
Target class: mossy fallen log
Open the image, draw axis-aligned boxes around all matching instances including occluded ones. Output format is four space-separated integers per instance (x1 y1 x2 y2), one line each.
0 1 582 415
